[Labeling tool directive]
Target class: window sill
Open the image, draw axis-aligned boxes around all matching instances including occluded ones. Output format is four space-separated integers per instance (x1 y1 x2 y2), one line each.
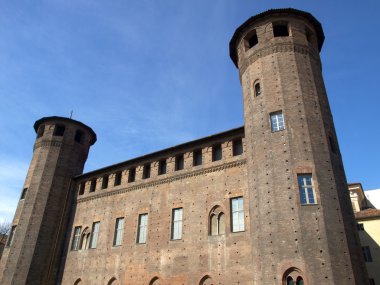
300 203 318 206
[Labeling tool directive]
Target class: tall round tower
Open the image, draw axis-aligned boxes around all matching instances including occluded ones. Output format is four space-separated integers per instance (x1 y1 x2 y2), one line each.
230 9 368 284
0 116 96 285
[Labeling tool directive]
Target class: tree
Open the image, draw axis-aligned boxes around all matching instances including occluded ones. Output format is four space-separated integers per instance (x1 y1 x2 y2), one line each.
0 220 11 244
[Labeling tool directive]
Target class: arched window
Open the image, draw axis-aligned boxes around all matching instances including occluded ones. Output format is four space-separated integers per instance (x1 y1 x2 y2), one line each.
209 206 225 236
107 277 116 285
254 82 261 96
74 278 81 285
80 227 90 250
199 275 214 285
149 276 160 285
283 268 304 285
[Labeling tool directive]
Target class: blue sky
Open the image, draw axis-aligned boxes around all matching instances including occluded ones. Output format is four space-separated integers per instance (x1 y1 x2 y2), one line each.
0 0 379 222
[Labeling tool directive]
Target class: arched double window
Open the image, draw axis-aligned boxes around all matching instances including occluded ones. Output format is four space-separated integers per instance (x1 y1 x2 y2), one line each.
80 227 90 250
209 206 225 236
283 268 304 285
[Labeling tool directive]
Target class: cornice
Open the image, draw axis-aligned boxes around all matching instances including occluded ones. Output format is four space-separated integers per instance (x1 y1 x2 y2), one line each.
77 158 247 203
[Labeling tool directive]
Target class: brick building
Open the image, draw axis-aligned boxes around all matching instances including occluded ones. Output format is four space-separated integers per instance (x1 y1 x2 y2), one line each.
0 8 370 285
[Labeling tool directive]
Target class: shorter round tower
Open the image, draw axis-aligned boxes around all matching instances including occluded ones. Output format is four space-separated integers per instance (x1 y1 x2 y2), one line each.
0 116 96 285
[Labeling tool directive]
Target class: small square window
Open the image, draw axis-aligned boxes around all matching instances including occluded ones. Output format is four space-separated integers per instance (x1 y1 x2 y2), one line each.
193 149 202 166
53 125 65 136
357 223 364 231
128 168 136 183
143 164 151 179
270 111 285 132
114 172 122 186
212 144 222 161
233 139 243 156
244 30 258 50
175 154 184 171
158 160 167 175
273 23 289 37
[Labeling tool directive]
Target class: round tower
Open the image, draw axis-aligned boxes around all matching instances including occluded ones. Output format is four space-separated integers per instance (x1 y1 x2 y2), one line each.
0 116 96 285
230 9 368 284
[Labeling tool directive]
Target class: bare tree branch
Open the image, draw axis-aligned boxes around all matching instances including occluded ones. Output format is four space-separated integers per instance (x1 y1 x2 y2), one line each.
0 220 11 243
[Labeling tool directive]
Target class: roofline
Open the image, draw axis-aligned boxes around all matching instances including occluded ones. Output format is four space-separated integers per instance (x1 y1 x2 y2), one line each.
75 126 245 180
229 8 325 67
34 116 97 145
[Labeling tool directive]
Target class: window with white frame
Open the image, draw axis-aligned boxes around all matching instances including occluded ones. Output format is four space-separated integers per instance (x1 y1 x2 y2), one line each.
113 218 124 246
137 214 148 244
270 111 285 132
71 226 81 250
297 174 316 205
231 197 244 232
171 208 183 240
89 221 100 249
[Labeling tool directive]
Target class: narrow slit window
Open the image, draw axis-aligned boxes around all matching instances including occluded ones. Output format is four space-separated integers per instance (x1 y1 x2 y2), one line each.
175 154 184 171
158 160 167 175
193 149 202 166
143 164 151 179
244 29 258 50
273 22 289 37
305 27 313 43
254 82 261 97
53 125 65 136
137 213 148 244
37 125 45 138
20 187 28 200
78 183 85 195
102 175 109 189
128 168 136 183
74 130 84 143
90 179 96 192
114 172 122 186
212 144 222 161
329 136 337 154
233 139 243 156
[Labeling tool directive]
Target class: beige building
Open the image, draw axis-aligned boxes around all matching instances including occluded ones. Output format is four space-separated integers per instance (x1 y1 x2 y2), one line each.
349 183 380 285
0 8 370 285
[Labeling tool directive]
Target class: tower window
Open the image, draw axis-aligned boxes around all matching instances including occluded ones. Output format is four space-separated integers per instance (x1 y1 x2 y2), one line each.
175 154 184 171
158 160 167 175
137 213 148 244
244 29 258 50
362 246 373 262
171 208 183 240
89 221 100 249
128 168 136 182
74 130 84 144
143 164 151 179
357 223 364 231
270 111 285 132
113 218 124 246
37 125 45 138
231 197 244 232
297 174 316 205
273 22 289 37
329 136 337 154
78 183 85 195
101 175 109 189
6 225 17 247
305 27 313 43
212 144 222 161
233 138 243 156
90 179 96 192
193 149 202 166
20 187 28 200
71 226 81 251
254 82 261 96
114 171 122 186
53 125 65 136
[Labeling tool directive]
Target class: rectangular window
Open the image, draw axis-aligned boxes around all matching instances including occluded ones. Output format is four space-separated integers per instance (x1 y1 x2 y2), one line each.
273 22 289 37
71 226 81 251
171 208 183 240
298 174 316 205
128 168 136 183
212 144 222 161
143 164 151 179
89 221 100 249
114 171 122 186
20 187 28 200
270 111 285 132
113 218 124 246
6 225 17 247
193 149 202 166
90 179 96 192
362 246 373 262
78 183 85 195
233 139 243 156
53 125 65 136
175 154 184 171
369 278 375 285
102 175 109 189
357 223 364 231
137 213 148 244
231 197 244 232
158 160 167 175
